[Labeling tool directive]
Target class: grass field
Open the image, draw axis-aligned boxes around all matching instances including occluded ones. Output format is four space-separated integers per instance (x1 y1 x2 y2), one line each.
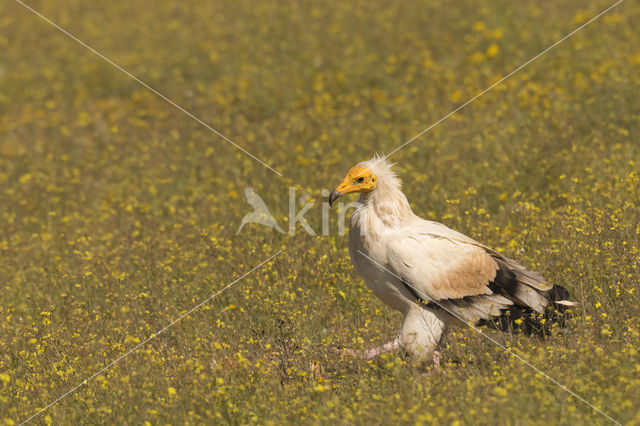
1 0 640 423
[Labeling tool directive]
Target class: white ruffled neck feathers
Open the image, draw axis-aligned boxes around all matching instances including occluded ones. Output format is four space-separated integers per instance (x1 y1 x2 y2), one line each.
352 156 415 229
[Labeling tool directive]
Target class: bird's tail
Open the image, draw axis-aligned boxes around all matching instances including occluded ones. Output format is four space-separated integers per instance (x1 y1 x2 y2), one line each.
486 284 577 336
545 284 578 331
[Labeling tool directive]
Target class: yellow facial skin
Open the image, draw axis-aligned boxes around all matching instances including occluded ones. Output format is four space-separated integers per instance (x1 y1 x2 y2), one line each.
329 166 378 207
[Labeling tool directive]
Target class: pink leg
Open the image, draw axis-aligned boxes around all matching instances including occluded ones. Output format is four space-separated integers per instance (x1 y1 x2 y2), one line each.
422 349 446 376
432 350 441 368
336 338 400 360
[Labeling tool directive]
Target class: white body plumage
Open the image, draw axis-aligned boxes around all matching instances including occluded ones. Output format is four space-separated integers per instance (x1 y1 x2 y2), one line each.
333 157 574 361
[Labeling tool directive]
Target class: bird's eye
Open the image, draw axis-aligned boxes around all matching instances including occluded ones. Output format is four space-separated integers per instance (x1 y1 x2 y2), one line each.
355 177 365 184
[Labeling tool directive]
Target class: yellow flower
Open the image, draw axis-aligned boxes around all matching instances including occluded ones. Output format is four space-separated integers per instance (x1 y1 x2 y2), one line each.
486 43 500 58
125 335 140 344
493 386 508 397
449 90 463 103
313 384 329 392
473 21 485 31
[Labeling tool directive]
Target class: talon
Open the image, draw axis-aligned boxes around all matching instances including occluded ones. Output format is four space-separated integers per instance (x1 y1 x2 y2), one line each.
363 348 381 360
432 350 441 369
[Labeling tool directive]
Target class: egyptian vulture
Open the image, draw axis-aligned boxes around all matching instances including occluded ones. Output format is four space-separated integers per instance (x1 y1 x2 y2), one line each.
329 156 575 364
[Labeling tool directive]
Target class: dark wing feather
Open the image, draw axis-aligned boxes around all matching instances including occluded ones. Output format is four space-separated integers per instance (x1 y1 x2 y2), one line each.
401 250 575 335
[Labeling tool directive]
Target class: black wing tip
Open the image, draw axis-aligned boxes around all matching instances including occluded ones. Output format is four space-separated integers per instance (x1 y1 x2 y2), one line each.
548 284 571 301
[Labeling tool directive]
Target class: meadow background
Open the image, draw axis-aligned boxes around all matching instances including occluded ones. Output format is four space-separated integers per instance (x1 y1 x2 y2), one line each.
1 0 640 423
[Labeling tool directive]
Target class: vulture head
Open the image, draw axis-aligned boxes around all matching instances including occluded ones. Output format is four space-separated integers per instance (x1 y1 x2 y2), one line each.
329 156 403 207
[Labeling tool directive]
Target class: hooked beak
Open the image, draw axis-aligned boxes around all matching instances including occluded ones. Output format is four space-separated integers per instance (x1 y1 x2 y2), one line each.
329 190 341 208
330 174 365 208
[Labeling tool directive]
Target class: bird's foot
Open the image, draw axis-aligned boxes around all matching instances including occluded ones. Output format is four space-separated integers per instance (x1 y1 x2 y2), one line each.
432 350 441 369
333 339 400 360
422 350 446 376
333 347 380 360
